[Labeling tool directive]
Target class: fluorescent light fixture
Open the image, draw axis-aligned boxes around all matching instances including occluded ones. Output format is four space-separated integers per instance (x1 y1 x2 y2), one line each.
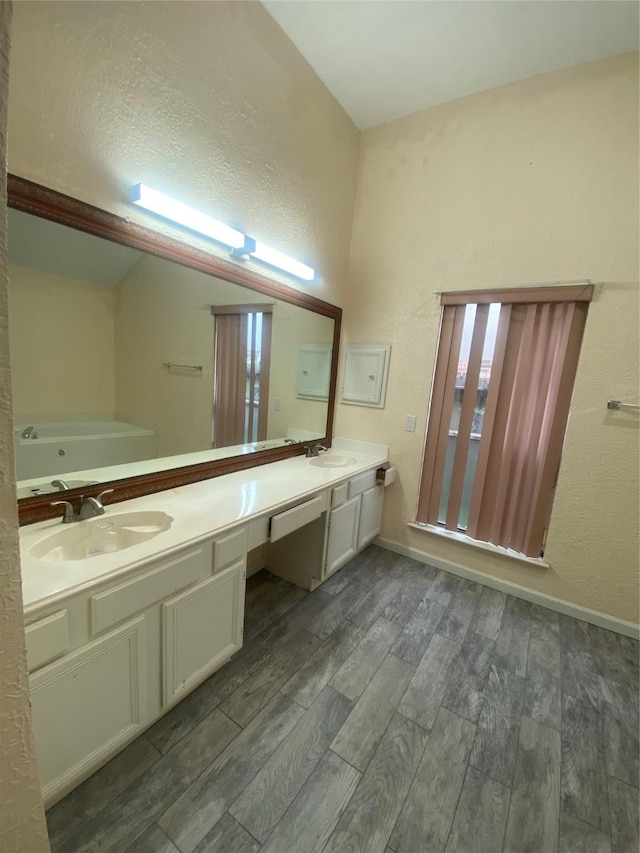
250 240 315 281
130 184 245 249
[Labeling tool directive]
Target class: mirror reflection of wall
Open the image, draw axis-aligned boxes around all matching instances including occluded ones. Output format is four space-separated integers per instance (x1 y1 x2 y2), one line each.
8 209 334 492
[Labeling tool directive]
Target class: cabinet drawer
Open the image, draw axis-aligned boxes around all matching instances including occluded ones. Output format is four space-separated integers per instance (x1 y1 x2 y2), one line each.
213 526 247 573
90 546 207 635
248 516 269 551
348 469 376 499
331 483 349 508
25 610 70 673
270 493 326 543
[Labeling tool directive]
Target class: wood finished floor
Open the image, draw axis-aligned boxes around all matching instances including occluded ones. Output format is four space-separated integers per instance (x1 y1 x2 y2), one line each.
46 545 640 853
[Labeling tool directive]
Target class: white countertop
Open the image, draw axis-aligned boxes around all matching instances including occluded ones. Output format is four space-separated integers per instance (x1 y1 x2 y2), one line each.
20 440 388 617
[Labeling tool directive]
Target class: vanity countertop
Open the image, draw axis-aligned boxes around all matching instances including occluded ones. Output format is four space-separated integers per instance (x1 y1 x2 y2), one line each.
20 440 388 617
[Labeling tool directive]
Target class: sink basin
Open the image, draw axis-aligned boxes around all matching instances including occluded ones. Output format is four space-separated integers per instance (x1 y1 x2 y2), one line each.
30 511 173 561
309 454 357 468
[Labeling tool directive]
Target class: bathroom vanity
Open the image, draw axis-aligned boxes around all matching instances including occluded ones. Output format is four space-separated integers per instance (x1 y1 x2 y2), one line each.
19 442 388 806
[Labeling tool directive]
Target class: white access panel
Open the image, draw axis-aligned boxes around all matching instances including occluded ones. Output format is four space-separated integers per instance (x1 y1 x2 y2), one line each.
297 344 332 400
341 345 391 408
30 615 147 804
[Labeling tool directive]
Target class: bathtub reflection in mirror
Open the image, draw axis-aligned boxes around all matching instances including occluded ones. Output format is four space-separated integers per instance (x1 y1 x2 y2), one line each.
9 207 335 498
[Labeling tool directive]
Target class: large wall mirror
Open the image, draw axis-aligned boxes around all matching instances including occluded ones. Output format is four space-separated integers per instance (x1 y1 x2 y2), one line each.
9 176 341 524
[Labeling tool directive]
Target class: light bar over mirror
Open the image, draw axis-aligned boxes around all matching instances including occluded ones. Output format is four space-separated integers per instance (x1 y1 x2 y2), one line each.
130 184 245 249
132 184 315 282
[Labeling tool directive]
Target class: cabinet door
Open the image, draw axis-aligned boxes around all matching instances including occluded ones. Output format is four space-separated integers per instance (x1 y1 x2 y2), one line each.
325 495 360 578
29 615 147 805
162 559 245 706
357 484 384 550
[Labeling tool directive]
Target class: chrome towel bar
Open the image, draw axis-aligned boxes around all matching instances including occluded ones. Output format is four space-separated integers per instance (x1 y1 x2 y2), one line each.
607 400 640 410
162 362 203 372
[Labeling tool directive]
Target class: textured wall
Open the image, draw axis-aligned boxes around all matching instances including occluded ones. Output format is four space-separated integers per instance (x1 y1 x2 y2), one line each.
0 4 51 851
8 1 359 307
336 53 640 624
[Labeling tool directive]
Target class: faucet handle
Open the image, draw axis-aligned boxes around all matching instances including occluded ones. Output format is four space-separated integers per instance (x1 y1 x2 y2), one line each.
96 489 114 505
51 500 77 523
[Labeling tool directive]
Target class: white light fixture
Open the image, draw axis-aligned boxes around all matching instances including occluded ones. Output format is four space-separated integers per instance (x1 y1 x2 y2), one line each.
251 240 315 281
130 184 245 249
233 236 315 281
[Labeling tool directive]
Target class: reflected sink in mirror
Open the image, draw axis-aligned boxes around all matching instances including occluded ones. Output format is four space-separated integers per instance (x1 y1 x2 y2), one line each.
30 511 173 561
16 479 100 500
308 454 357 468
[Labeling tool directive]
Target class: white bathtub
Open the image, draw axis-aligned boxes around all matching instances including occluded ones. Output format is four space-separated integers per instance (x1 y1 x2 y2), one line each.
14 420 157 482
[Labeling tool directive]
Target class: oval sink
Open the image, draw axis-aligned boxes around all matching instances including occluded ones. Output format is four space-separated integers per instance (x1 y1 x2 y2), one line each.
308 454 357 468
30 511 173 561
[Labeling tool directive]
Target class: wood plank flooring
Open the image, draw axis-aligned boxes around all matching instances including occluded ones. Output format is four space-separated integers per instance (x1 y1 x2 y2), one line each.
46 545 640 853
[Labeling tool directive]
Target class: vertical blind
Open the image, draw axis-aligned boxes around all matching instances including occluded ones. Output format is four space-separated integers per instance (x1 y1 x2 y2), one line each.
417 284 593 558
211 305 273 448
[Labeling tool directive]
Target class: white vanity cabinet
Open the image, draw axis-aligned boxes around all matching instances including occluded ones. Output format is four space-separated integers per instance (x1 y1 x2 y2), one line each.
29 615 148 804
26 527 247 806
325 470 384 579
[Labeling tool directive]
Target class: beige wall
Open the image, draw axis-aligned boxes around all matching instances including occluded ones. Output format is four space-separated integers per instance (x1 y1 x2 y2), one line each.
0 3 51 850
336 53 640 624
7 1 359 307
9 264 116 421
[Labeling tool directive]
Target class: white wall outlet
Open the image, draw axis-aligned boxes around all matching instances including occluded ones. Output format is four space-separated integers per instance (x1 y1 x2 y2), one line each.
274 399 281 411
404 415 417 432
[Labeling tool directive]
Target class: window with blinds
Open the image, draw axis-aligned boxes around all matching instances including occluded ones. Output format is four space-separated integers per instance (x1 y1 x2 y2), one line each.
417 284 593 558
211 304 273 448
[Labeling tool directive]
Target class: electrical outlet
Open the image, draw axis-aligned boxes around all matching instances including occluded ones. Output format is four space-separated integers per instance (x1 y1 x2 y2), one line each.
404 415 417 432
274 399 281 411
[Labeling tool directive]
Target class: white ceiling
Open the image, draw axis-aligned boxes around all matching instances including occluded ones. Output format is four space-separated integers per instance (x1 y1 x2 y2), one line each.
263 1 639 129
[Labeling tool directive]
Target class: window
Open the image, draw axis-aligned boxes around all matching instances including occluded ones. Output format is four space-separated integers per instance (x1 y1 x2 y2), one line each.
211 304 273 447
417 284 593 558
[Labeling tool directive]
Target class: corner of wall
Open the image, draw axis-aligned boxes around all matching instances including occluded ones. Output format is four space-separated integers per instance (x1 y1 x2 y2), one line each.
0 3 51 849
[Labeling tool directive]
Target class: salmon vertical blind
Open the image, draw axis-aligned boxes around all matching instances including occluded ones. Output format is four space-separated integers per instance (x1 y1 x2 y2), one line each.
211 304 273 448
417 284 593 558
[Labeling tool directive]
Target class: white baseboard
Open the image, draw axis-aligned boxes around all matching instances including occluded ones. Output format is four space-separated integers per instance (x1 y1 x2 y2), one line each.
374 536 640 640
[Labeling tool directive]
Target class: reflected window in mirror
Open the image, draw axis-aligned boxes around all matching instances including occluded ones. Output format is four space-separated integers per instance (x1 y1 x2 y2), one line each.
211 304 273 447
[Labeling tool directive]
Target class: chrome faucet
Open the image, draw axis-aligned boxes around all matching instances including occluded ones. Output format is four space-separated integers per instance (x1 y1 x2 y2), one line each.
305 443 328 458
51 489 114 523
21 425 38 439
284 438 298 445
51 479 70 491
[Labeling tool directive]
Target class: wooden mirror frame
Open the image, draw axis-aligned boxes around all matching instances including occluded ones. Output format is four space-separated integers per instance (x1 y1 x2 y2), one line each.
9 175 342 525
